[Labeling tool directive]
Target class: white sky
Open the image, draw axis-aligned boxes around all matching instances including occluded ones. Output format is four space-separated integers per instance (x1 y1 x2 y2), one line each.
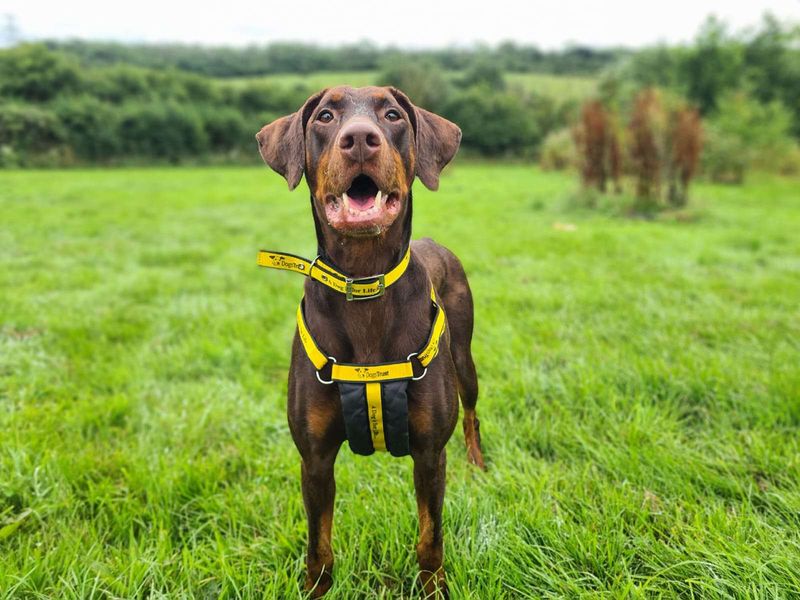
3 0 799 48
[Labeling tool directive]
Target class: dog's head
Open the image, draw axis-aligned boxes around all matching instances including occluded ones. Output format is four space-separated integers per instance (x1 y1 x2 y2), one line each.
256 86 461 237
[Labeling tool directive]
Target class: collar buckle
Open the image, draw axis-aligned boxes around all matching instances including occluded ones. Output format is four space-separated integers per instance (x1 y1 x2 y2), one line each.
345 273 386 301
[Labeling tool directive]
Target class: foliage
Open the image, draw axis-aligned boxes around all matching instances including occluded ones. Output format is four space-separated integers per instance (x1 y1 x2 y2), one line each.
617 14 800 135
702 90 797 183
2 165 800 597
701 126 748 184
195 105 252 153
680 18 744 114
376 59 452 113
45 39 624 78
573 100 622 194
666 107 703 207
458 55 506 90
0 103 64 159
443 85 541 157
0 43 81 101
117 102 209 160
539 128 577 171
51 96 120 160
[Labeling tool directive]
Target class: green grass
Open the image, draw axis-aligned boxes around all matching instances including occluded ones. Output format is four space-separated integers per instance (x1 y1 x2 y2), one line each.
221 71 597 102
1 164 799 598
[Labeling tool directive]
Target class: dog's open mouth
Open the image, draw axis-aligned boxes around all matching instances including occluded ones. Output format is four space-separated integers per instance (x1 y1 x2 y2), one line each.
323 174 402 234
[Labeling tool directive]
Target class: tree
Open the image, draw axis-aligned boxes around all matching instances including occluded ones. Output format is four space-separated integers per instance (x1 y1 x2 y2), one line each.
0 44 81 101
680 17 743 114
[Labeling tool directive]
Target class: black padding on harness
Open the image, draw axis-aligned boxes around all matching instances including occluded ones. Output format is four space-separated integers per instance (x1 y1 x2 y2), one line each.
381 381 411 457
338 381 411 457
339 383 374 455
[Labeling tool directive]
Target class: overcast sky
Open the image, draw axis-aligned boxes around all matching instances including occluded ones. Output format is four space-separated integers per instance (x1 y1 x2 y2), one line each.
3 0 799 48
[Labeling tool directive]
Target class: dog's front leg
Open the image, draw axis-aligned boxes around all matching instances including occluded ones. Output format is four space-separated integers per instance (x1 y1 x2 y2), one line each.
413 448 449 599
289 357 344 598
300 446 337 597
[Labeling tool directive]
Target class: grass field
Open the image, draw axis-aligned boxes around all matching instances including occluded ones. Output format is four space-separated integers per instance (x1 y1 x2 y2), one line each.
2 164 799 598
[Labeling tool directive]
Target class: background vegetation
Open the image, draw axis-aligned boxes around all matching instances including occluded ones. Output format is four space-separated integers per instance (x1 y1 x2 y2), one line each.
2 165 799 597
1 14 799 176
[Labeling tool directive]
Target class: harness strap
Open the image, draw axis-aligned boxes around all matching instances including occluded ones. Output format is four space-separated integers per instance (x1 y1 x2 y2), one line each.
296 284 446 383
258 247 411 300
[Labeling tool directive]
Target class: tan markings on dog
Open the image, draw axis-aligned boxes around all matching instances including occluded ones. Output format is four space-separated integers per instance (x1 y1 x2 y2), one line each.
415 499 445 595
318 510 334 562
307 404 335 439
314 149 333 200
390 148 411 196
329 91 344 103
409 406 432 435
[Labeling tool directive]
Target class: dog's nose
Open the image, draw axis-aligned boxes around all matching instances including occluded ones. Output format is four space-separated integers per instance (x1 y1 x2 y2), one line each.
338 120 382 162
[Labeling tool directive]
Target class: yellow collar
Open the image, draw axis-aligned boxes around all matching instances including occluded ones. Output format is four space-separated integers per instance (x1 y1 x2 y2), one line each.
257 247 411 300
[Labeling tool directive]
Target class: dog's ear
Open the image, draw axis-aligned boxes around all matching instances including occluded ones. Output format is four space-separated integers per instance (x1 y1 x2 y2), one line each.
255 89 327 190
388 87 462 191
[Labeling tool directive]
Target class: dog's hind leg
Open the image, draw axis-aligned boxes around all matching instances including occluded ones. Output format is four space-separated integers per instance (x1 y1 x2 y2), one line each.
439 262 486 470
412 238 486 468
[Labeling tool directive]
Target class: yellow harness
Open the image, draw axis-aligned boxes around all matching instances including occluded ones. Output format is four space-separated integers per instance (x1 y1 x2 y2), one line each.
295 284 446 384
259 247 447 456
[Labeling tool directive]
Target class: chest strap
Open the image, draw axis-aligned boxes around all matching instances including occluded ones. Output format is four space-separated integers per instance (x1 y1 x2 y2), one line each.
296 284 447 384
258 247 410 300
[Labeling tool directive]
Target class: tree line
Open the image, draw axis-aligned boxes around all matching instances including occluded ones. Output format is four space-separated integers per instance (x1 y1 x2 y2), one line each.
43 40 623 77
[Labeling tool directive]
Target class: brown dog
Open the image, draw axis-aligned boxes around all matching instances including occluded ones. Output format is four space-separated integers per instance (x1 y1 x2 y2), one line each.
256 86 485 598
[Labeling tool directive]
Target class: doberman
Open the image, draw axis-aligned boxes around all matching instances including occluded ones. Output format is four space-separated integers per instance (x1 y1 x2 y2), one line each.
256 86 486 598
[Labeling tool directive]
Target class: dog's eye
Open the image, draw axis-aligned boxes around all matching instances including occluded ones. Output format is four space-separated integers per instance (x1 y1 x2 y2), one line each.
317 110 334 123
385 109 401 122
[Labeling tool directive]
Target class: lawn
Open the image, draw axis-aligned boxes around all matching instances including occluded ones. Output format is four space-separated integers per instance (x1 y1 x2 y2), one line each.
1 164 799 598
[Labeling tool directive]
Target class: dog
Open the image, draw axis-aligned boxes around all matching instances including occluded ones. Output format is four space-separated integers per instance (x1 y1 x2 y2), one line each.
256 86 486 598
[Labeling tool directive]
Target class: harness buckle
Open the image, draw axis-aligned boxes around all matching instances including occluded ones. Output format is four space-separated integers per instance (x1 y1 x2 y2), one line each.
345 273 386 301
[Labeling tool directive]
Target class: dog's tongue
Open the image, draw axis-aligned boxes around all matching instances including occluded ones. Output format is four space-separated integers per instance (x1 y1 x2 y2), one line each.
347 191 376 210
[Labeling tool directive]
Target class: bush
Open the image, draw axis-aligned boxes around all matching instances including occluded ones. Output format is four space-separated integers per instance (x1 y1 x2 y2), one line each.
0 44 81 102
196 105 252 152
0 103 65 162
84 65 152 103
574 100 622 192
234 81 307 115
117 102 208 160
84 65 220 105
702 90 796 181
52 96 120 160
377 59 452 113
539 128 577 170
458 55 505 90
443 85 540 157
701 125 747 184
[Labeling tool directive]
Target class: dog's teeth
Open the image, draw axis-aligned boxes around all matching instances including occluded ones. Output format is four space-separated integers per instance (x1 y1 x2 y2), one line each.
342 192 350 207
376 190 383 205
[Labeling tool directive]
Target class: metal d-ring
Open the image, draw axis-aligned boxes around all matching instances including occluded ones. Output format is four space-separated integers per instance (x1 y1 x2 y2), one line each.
315 356 337 385
407 352 427 381
308 255 321 277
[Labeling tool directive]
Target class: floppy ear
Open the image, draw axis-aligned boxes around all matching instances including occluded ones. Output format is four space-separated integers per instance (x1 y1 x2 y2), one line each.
389 87 462 191
255 89 327 190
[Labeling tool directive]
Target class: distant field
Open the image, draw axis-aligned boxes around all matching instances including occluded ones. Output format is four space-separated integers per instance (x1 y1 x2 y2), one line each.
222 70 598 101
2 165 799 598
